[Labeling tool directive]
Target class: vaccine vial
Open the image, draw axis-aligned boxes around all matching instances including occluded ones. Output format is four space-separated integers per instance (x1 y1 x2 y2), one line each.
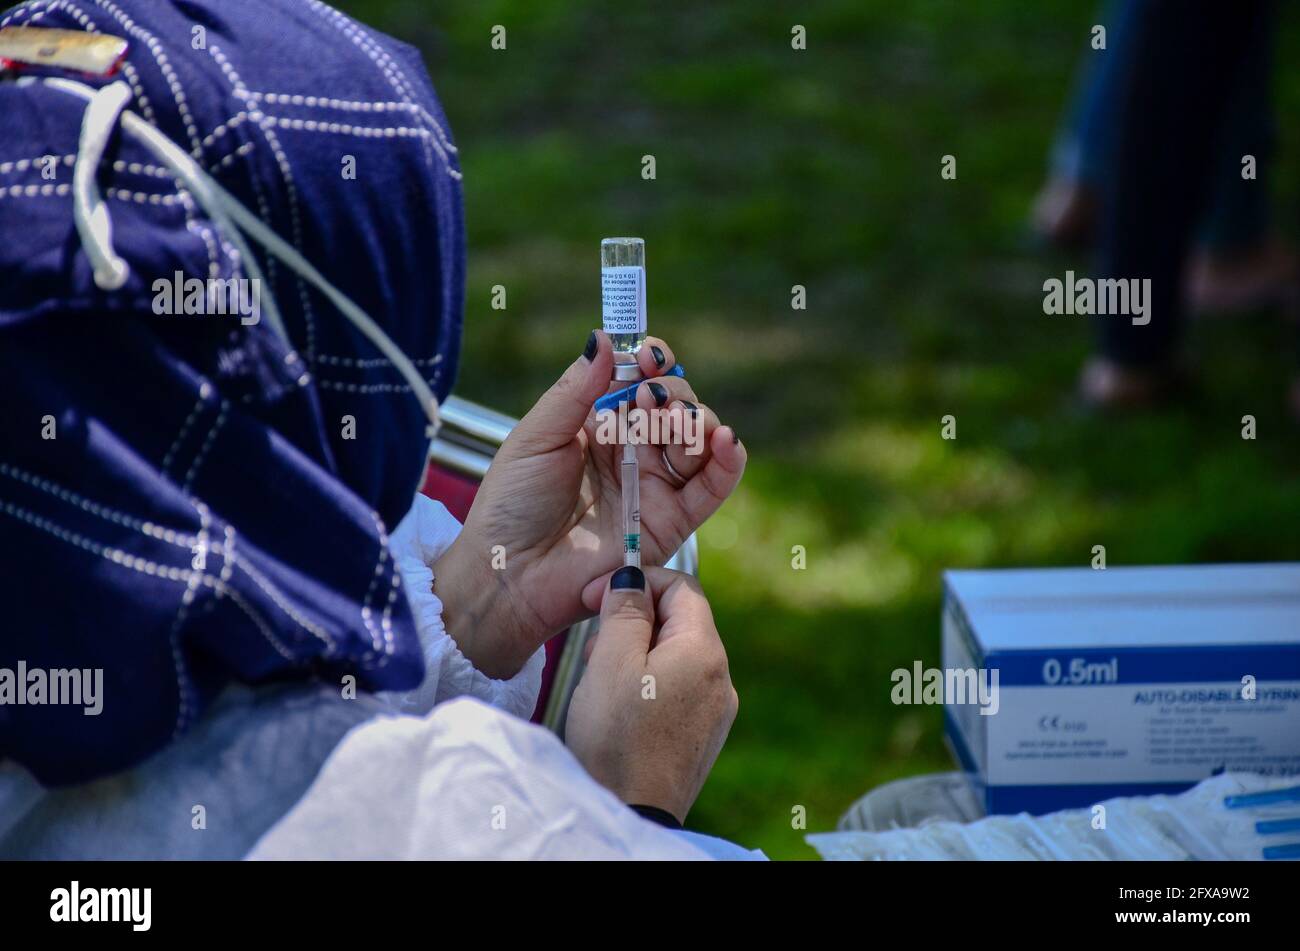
600 237 646 381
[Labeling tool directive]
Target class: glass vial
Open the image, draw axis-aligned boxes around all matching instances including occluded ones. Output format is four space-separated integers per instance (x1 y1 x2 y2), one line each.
600 237 646 379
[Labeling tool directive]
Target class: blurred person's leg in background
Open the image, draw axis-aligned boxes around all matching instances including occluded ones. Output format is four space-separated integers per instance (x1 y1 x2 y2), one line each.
1083 0 1277 407
1186 32 1293 317
1032 0 1130 247
1036 1 1290 320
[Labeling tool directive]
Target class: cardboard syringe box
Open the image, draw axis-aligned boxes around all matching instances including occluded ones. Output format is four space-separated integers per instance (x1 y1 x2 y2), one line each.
942 564 1300 815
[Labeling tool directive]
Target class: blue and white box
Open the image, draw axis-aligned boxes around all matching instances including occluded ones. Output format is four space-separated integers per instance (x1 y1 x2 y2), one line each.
942 564 1300 815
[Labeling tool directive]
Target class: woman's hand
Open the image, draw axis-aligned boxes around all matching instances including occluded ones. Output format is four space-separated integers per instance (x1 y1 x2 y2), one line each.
433 330 745 679
564 565 738 823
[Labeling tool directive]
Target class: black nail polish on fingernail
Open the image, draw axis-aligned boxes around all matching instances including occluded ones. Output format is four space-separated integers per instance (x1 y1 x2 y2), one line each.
582 331 597 361
651 345 666 369
681 400 699 418
610 565 645 591
646 381 667 407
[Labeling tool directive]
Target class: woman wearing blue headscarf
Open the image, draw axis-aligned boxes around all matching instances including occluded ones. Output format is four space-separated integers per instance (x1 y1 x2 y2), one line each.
0 0 751 858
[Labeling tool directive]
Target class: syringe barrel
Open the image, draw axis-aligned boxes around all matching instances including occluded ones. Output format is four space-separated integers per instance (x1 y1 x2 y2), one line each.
621 442 641 567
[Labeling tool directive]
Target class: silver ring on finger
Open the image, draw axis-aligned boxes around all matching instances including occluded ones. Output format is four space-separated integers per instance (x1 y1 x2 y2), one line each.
660 447 688 487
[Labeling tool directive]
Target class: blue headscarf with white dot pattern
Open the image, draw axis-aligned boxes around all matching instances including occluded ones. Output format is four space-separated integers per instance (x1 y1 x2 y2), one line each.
0 0 464 784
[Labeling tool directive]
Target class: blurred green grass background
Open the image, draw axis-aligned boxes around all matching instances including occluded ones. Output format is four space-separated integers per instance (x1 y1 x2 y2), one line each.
337 0 1300 858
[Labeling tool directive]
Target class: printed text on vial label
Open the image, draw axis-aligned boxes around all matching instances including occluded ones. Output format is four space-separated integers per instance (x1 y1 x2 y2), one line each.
602 266 646 334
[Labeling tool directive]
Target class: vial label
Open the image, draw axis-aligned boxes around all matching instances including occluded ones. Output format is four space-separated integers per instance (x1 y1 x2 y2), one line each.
601 266 645 335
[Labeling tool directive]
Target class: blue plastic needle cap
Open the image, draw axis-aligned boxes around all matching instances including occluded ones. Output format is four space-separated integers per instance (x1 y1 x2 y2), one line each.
595 363 685 413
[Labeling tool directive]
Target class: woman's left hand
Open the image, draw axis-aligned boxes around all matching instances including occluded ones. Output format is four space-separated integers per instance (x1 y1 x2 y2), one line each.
432 330 746 678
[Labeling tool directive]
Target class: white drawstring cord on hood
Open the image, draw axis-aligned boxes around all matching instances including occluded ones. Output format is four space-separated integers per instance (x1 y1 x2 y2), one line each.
43 76 441 441
72 80 133 291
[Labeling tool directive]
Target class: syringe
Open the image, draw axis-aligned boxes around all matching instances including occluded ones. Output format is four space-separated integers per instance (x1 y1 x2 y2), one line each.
621 442 641 568
601 237 647 567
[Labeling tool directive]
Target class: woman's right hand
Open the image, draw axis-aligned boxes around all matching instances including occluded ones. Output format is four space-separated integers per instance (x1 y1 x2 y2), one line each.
564 565 738 824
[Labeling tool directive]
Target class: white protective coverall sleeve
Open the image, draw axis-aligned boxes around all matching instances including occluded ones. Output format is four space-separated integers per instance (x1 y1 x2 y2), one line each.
247 696 716 859
380 493 545 719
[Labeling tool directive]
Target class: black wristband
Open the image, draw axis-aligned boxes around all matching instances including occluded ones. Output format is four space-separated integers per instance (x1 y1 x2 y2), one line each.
628 803 683 830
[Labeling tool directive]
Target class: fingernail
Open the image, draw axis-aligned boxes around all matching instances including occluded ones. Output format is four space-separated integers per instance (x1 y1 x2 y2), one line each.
610 565 645 591
680 400 699 418
651 345 666 369
645 381 668 407
582 331 598 361
731 428 740 445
